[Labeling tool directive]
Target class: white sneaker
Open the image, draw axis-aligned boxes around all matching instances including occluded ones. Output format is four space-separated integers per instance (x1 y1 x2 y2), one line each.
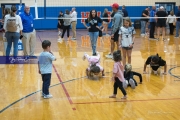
42 92 45 97
44 94 53 99
174 36 179 38
153 71 158 75
129 78 135 89
123 80 128 89
58 38 62 43
58 31 61 36
141 34 145 37
71 38 76 40
105 54 113 59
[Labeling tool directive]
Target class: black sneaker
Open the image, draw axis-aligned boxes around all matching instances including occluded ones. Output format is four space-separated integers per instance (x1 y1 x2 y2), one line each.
92 53 97 56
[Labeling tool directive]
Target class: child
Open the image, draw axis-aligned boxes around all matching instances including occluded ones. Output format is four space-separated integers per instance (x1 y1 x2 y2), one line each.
82 52 105 78
143 54 167 75
109 50 127 99
38 40 56 99
119 18 136 66
124 64 142 89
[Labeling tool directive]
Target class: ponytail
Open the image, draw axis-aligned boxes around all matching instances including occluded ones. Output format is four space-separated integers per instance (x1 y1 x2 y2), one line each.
10 6 17 17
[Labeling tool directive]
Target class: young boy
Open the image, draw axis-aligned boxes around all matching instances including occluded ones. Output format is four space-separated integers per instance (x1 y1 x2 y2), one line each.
82 52 105 78
143 54 167 75
38 40 56 99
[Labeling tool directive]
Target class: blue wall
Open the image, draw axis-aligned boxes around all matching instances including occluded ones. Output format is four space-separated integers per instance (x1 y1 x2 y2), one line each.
31 6 147 30
0 6 179 30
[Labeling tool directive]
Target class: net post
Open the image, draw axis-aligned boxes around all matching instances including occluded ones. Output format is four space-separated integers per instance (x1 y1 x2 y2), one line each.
35 0 38 19
44 0 46 19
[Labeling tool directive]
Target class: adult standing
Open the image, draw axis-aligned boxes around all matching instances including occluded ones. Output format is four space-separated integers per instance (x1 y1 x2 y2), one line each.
70 7 77 40
140 7 149 37
59 9 71 42
3 6 23 56
166 11 176 35
149 6 157 40
20 6 36 56
57 11 64 36
122 5 128 17
106 3 123 59
83 9 102 56
102 8 109 35
155 6 167 41
175 6 180 38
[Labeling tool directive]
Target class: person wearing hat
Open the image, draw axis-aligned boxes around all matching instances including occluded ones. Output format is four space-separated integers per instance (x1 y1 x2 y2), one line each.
124 64 142 89
155 6 168 41
143 54 167 75
106 3 124 59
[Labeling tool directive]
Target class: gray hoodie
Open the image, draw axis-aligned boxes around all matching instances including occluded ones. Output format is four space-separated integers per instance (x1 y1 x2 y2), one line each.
112 10 124 34
63 14 71 26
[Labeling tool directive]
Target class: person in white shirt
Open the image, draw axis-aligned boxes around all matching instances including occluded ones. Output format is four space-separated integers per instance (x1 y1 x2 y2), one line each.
167 11 176 35
119 18 135 66
70 7 77 40
3 6 23 56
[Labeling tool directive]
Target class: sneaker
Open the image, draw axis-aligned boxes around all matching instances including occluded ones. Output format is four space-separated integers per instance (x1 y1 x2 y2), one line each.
44 94 53 99
141 34 145 37
174 36 179 38
92 53 97 56
123 80 128 89
129 78 135 89
58 38 62 43
121 96 127 99
71 38 76 40
82 53 86 61
163 38 166 41
58 31 61 36
105 54 113 59
153 70 158 75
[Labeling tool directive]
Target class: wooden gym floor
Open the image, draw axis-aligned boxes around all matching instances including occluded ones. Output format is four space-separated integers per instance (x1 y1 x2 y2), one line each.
0 29 180 120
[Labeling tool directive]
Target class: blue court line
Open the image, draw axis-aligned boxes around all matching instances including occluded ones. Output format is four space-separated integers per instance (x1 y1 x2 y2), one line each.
0 66 179 113
168 66 180 80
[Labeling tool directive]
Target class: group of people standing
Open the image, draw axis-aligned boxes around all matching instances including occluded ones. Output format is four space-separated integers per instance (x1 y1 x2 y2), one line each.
141 6 180 40
57 7 77 42
1 5 36 57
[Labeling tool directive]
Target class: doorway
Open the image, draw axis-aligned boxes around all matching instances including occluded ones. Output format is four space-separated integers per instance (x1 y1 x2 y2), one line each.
155 2 176 15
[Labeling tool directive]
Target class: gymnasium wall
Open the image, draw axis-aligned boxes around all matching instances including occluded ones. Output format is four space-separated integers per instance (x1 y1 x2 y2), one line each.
0 0 180 29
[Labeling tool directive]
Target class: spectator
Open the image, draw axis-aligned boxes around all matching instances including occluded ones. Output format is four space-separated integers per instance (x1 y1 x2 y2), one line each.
20 6 36 56
122 5 128 17
57 11 64 36
58 9 71 42
70 7 77 40
106 3 124 59
3 6 23 56
102 8 109 35
175 6 180 38
167 11 176 35
149 6 157 40
155 6 167 41
140 7 149 37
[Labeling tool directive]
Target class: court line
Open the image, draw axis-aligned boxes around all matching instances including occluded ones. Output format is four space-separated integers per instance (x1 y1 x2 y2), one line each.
0 66 178 113
38 34 74 104
168 66 180 80
0 76 86 114
73 97 180 105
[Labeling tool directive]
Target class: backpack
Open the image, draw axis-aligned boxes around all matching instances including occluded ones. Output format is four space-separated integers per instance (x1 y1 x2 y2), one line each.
6 16 18 32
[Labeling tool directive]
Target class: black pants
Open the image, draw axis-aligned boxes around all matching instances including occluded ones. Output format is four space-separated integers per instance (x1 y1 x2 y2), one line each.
41 74 51 95
61 25 70 38
169 23 174 35
150 22 156 38
113 77 127 95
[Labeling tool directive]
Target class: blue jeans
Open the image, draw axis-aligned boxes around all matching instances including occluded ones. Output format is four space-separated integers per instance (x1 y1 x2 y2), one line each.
89 32 99 54
5 32 20 56
175 21 180 37
141 21 147 34
41 74 51 95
